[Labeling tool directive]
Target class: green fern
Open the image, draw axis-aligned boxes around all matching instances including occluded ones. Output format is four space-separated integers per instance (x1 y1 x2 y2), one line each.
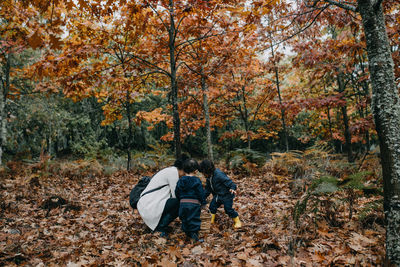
340 171 372 190
310 176 338 191
314 182 339 195
358 199 383 222
226 148 266 171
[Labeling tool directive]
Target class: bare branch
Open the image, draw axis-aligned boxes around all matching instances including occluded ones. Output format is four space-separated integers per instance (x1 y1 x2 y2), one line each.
265 4 330 50
147 1 170 32
187 92 203 108
180 61 200 76
128 53 171 77
174 15 187 40
176 26 219 49
324 0 357 11
250 93 271 129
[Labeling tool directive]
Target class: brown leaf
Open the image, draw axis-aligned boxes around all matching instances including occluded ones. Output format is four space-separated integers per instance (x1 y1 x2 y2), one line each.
27 30 43 49
182 248 190 256
191 245 203 255
50 34 63 50
158 257 177 267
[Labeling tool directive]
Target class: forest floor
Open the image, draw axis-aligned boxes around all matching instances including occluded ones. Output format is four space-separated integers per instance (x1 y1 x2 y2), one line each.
0 155 385 266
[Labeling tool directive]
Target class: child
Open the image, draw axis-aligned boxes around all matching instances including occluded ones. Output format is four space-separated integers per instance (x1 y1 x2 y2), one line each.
175 159 206 241
199 159 242 228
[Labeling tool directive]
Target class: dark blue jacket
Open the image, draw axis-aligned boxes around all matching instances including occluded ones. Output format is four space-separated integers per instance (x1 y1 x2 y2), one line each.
204 168 237 201
175 176 206 204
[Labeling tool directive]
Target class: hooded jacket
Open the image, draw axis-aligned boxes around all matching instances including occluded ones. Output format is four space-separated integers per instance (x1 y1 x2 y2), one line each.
137 166 179 230
205 168 237 201
175 176 206 204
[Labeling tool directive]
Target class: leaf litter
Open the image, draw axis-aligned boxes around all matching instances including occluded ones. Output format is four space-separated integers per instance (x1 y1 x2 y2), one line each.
0 166 384 266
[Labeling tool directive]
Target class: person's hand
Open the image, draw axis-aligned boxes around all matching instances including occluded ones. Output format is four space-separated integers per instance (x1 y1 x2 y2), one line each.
229 189 236 195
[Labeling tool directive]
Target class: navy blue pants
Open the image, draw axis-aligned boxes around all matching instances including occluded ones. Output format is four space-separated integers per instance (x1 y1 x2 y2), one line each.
209 196 238 218
156 198 179 232
179 202 201 236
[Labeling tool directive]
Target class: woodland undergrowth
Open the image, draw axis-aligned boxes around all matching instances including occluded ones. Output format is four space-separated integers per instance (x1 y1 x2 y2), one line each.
0 147 385 266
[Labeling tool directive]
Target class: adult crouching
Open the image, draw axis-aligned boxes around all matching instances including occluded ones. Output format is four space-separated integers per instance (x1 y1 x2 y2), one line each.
137 154 189 236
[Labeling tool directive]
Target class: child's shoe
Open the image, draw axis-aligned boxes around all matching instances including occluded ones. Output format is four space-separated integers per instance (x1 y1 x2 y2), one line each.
160 232 168 238
190 232 203 243
233 216 242 228
210 213 216 224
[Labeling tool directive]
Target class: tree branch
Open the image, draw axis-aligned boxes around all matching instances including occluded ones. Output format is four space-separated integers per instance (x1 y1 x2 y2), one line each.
324 0 357 12
127 53 171 77
147 1 170 32
174 15 187 41
176 31 224 49
180 61 200 76
265 4 330 50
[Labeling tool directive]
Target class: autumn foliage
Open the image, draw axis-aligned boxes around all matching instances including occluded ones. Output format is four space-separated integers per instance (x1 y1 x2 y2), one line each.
1 0 399 264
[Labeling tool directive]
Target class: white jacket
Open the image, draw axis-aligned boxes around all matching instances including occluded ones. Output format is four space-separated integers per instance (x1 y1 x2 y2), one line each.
137 166 179 230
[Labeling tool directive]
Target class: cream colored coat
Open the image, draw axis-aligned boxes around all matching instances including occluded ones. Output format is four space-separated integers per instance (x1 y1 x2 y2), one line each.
137 166 179 230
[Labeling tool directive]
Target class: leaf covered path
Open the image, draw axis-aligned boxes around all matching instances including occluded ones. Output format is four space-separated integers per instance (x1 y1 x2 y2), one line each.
0 169 384 266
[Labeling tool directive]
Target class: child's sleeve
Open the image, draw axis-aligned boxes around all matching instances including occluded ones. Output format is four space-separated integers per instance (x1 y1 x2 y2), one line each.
221 172 237 190
175 180 181 200
196 179 206 205
204 179 211 199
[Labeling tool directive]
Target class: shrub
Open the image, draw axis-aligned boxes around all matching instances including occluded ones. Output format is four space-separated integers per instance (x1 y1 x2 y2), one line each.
130 144 174 173
293 171 380 227
225 148 266 175
50 159 104 179
270 150 305 178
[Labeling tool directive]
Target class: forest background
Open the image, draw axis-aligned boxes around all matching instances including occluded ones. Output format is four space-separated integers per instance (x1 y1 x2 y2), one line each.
1 0 400 265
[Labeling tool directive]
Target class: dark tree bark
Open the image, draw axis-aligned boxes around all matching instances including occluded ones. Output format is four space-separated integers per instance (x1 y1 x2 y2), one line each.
201 74 214 161
169 0 182 158
270 42 289 152
126 100 133 171
337 72 354 162
239 85 251 150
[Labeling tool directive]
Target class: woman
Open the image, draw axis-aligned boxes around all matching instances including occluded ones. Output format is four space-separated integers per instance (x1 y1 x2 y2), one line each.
137 155 188 235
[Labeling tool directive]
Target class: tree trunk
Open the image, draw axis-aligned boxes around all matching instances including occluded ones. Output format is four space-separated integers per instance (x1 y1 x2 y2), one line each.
359 52 372 152
327 107 333 138
337 72 354 162
240 86 251 150
201 74 214 161
48 123 52 156
0 53 10 166
141 125 147 149
271 43 289 151
126 99 133 171
323 85 334 140
357 0 400 264
169 0 181 158
340 104 354 162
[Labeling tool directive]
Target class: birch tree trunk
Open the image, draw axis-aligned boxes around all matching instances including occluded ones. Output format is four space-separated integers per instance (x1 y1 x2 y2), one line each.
357 0 400 263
